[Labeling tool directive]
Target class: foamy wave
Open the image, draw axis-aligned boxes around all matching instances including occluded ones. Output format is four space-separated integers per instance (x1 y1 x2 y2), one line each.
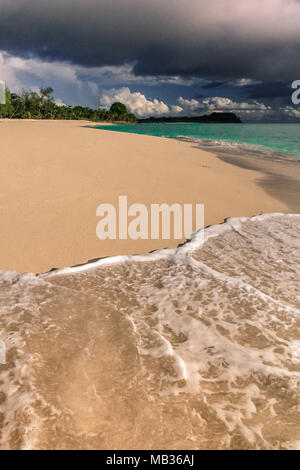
176 135 298 161
42 212 299 277
1 213 299 449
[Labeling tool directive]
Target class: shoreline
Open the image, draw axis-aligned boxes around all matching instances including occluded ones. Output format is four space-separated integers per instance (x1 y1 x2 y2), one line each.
39 212 298 278
0 119 297 274
2 211 299 450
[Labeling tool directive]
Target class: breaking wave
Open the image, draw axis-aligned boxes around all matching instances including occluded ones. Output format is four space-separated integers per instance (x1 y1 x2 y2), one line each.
0 213 299 449
176 136 299 162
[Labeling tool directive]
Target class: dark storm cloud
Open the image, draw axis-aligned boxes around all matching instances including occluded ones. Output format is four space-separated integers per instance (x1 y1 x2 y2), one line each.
244 81 291 99
202 81 229 89
0 0 300 80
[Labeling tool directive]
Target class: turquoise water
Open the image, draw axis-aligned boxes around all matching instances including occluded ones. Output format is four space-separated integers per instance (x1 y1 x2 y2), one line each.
94 123 300 159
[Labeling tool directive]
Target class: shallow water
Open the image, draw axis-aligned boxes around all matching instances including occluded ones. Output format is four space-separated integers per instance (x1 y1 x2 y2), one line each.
94 123 300 160
0 214 299 449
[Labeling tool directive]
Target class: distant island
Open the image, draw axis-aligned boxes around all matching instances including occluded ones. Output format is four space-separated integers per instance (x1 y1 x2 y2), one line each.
139 112 242 124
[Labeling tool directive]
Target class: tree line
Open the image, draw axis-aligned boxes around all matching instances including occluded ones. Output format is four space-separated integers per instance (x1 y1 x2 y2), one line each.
0 87 137 123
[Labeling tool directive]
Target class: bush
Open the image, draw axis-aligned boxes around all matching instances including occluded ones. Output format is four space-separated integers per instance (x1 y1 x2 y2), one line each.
109 102 128 116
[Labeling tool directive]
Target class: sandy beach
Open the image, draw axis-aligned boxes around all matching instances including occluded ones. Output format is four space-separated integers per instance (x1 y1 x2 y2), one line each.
1 122 300 451
0 119 297 274
2 0 300 451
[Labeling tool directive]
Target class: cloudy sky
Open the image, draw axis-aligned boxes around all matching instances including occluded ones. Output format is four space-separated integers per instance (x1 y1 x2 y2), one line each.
1 0 300 120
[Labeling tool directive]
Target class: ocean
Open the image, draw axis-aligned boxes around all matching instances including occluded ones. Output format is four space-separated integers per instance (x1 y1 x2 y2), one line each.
0 214 299 449
94 123 300 160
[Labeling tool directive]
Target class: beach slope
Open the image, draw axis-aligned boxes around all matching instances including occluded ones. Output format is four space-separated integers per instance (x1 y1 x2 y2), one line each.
0 119 290 273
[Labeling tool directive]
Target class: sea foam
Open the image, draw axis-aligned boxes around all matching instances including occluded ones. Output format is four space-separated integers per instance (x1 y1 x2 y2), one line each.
0 213 299 449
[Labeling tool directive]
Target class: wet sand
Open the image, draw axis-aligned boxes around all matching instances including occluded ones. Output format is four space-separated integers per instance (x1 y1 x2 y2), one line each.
1 213 299 450
216 152 300 213
0 119 295 274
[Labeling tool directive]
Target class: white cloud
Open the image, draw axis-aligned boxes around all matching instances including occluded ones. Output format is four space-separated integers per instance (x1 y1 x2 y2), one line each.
99 89 272 119
98 88 298 120
201 96 270 113
177 96 300 120
283 106 300 118
54 98 66 107
0 51 24 91
100 87 171 117
171 105 183 114
178 97 200 112
0 50 81 93
9 56 80 85
233 78 260 87
177 95 271 117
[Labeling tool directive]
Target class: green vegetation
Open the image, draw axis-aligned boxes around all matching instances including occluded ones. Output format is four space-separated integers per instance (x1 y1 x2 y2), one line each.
0 87 137 123
109 102 128 116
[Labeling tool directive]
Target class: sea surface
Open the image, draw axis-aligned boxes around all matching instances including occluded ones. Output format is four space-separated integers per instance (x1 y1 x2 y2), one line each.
0 214 300 449
94 123 300 160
